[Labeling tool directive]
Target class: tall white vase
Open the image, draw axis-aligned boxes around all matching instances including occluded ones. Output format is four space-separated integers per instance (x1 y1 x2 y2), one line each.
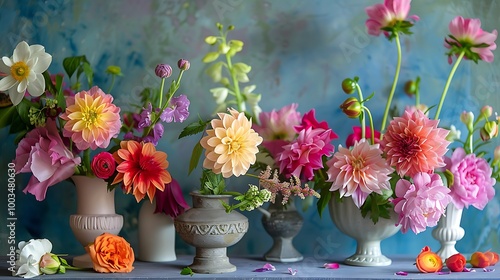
138 199 176 262
432 203 465 260
329 198 401 266
69 176 123 268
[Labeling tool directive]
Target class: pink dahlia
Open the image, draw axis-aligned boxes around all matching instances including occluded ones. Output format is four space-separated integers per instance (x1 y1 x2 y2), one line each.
326 140 393 208
444 147 496 210
445 16 497 63
392 172 451 234
278 127 335 182
61 86 121 150
365 0 419 37
345 126 381 148
382 109 450 177
253 103 301 158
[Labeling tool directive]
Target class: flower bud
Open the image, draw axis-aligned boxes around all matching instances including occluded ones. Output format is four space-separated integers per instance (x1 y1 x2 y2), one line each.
340 97 362 118
445 253 466 272
494 146 500 163
471 252 490 268
106 65 122 76
155 64 173 78
445 125 461 142
460 111 474 131
177 59 190 71
39 253 61 275
480 121 498 141
341 78 357 94
481 105 493 118
404 79 419 97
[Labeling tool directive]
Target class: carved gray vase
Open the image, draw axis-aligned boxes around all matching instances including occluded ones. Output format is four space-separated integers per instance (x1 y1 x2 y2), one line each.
174 192 248 274
260 197 303 262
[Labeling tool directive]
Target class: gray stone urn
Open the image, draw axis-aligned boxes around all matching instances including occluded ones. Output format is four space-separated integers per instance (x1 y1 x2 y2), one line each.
260 197 304 262
174 192 248 274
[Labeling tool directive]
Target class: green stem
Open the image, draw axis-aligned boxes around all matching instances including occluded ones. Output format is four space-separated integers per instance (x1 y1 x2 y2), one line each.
226 53 244 112
108 75 116 94
380 33 402 133
356 83 366 140
434 51 465 120
158 78 166 108
83 149 91 176
363 107 375 145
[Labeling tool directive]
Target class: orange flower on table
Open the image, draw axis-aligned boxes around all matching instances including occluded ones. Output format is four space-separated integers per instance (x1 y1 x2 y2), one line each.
471 251 492 268
112 140 171 202
85 233 135 273
485 251 499 266
415 246 442 273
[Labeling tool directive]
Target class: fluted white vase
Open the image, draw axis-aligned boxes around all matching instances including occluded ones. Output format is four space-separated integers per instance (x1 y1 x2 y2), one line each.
432 203 464 260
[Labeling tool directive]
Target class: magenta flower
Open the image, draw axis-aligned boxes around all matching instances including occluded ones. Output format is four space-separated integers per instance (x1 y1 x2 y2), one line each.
345 126 381 148
278 127 335 181
155 64 172 78
444 147 496 210
160 94 190 123
154 178 189 218
382 109 450 177
327 140 393 208
13 119 81 201
143 123 164 145
392 172 451 234
365 0 419 38
91 152 116 179
138 103 153 129
253 103 301 158
295 109 337 140
445 16 497 63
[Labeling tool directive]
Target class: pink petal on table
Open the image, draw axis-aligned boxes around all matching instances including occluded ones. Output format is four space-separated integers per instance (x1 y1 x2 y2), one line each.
253 263 276 272
437 271 451 275
323 263 340 269
394 271 408 276
483 268 495 272
288 268 297 275
463 267 476 272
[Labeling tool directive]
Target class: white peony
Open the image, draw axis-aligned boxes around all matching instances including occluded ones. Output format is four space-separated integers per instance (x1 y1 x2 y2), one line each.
0 41 52 105
14 238 53 278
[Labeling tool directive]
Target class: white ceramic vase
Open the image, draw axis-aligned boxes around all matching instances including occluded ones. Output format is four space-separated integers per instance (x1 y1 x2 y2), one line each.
138 199 176 262
174 192 248 274
69 176 123 268
329 198 401 266
432 203 464 260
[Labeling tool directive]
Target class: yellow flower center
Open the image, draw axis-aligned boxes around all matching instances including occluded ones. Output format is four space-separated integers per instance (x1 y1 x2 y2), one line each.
222 136 241 154
11 61 30 81
81 107 99 127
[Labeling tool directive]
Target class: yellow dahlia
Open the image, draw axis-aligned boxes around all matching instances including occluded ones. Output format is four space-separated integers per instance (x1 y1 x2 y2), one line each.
61 86 121 150
200 108 263 178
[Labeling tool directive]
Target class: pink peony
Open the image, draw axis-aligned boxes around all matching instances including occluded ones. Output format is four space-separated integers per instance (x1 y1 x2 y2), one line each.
327 140 393 208
392 172 451 234
444 147 496 210
365 0 419 37
154 178 189 218
445 16 497 63
278 127 335 181
91 152 116 179
253 103 301 158
345 126 381 148
13 119 81 201
382 109 450 177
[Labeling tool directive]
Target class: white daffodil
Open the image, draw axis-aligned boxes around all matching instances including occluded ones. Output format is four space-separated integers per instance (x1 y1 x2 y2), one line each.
0 41 52 105
14 238 53 278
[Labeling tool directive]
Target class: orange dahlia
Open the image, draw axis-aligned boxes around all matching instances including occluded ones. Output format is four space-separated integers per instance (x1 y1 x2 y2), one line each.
112 140 171 202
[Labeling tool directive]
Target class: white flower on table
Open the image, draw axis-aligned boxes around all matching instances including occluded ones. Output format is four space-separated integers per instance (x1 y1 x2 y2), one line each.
13 238 52 278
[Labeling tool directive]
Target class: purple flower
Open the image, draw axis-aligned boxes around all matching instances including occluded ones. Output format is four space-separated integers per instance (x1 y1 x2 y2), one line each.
177 59 190 70
444 147 496 210
143 123 164 145
155 64 172 78
160 95 190 123
138 103 153 129
154 178 189 218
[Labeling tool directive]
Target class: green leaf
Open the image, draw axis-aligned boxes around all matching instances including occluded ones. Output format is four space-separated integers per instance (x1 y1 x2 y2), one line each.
82 61 94 87
179 119 210 139
63 55 87 79
180 267 194 276
200 169 225 195
16 98 33 125
202 52 220 63
0 106 16 129
188 142 203 175
316 189 331 218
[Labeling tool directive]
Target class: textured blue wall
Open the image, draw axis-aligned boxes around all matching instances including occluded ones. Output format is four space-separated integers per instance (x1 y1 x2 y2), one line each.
0 0 499 261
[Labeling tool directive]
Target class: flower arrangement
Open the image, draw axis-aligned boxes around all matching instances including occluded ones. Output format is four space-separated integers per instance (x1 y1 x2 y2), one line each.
316 0 499 234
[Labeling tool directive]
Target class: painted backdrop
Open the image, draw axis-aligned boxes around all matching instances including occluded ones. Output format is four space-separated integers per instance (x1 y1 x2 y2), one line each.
1 0 499 262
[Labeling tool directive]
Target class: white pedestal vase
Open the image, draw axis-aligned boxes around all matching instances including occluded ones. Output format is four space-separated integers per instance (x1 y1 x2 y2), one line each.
329 198 401 266
69 176 123 268
432 203 465 260
138 199 176 262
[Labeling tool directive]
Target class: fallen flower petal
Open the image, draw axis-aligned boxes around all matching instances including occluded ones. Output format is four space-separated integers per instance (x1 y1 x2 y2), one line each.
437 271 451 275
253 263 276 272
323 263 340 269
463 267 476 272
483 268 495 272
395 271 408 276
288 268 297 275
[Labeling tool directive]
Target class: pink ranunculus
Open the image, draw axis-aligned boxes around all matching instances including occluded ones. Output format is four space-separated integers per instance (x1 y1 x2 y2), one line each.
13 119 81 201
278 127 335 182
445 16 498 63
154 178 189 218
345 126 381 148
382 109 450 177
392 172 451 234
444 147 496 210
365 0 419 37
253 103 301 158
91 152 116 179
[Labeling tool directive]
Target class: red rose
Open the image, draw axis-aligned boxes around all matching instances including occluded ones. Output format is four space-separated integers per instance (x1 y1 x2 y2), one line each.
91 152 116 179
445 253 466 272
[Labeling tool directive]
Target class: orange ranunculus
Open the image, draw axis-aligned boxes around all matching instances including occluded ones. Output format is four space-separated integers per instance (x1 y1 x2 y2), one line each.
415 246 442 273
85 233 135 273
470 251 490 268
445 253 466 272
485 251 499 266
